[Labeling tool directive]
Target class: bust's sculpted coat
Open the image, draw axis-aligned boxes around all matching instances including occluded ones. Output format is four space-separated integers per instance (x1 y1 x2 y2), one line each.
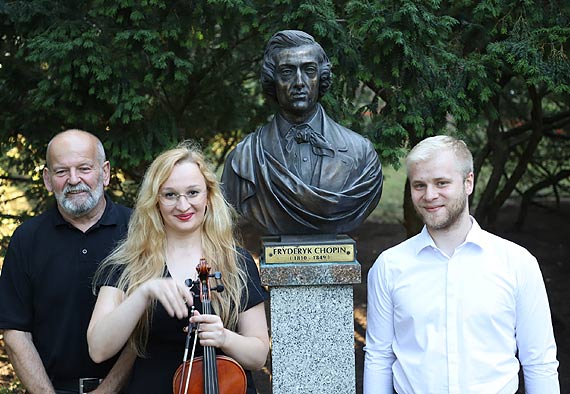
222 30 383 235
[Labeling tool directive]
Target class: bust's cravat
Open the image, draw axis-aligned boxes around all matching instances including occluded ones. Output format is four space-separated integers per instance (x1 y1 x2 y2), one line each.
285 124 335 157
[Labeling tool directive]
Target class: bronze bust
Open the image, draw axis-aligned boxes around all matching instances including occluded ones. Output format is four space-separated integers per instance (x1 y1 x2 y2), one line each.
222 30 383 235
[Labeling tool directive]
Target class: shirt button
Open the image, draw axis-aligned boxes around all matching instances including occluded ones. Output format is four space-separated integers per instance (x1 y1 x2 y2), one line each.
303 157 308 162
82 249 88 255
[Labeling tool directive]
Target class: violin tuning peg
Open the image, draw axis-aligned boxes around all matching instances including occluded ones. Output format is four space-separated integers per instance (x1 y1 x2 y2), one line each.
184 278 193 287
215 284 225 293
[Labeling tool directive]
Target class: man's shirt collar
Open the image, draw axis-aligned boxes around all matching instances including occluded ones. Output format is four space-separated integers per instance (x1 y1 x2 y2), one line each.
51 193 116 231
414 216 486 256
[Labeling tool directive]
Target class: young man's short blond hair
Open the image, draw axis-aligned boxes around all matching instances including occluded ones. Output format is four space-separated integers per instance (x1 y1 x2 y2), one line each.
406 135 474 179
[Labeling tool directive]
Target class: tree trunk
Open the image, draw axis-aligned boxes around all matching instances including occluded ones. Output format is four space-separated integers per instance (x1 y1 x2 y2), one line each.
515 169 570 230
473 95 509 229
484 85 544 226
403 180 423 238
402 131 423 238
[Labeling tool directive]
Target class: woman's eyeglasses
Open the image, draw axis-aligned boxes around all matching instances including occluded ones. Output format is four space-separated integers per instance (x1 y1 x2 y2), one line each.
159 191 202 206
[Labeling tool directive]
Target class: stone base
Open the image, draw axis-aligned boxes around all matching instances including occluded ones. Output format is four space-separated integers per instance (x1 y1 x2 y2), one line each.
269 285 356 393
260 234 359 394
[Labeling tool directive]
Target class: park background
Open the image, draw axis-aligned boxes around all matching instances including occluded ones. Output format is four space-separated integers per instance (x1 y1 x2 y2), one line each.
0 1 569 393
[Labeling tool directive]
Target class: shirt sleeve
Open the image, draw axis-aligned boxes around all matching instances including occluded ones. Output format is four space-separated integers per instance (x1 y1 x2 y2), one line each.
0 230 33 331
363 254 396 394
93 263 124 294
238 248 269 311
515 251 560 393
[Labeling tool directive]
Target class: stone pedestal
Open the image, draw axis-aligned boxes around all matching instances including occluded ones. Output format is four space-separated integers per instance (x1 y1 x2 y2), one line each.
260 234 360 394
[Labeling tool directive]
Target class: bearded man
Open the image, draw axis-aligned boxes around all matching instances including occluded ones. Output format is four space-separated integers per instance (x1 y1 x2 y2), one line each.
0 129 134 394
364 135 560 394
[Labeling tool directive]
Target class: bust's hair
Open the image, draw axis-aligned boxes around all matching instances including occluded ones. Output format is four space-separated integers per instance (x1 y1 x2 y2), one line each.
260 30 332 100
406 135 474 179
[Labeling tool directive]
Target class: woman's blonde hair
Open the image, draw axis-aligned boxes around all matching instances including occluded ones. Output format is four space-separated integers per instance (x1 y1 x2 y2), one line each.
95 140 247 356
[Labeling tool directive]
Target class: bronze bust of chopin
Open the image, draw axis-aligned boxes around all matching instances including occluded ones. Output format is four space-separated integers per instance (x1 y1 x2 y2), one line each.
222 30 383 235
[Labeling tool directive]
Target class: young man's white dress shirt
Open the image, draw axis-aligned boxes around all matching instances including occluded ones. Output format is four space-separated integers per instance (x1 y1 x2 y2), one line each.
364 218 559 394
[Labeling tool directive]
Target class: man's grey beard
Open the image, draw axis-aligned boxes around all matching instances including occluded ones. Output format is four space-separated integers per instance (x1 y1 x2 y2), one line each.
55 175 104 217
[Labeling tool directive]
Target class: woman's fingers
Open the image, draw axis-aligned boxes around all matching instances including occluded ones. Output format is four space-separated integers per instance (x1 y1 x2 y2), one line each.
145 278 193 319
190 313 226 347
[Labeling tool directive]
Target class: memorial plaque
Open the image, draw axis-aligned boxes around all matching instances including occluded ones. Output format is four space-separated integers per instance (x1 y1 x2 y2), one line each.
261 234 356 264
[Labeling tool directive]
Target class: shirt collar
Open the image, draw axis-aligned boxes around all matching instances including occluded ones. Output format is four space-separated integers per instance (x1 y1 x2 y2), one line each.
51 193 116 230
414 216 486 256
463 217 487 249
276 104 323 138
413 226 438 255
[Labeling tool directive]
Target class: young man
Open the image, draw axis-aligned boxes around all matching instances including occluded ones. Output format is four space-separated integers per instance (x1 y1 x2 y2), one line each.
364 135 559 394
0 130 134 393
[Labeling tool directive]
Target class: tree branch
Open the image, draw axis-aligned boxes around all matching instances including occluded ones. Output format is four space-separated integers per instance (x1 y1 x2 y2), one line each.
515 169 570 230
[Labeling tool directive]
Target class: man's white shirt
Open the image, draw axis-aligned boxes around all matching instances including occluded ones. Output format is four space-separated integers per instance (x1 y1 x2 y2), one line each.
364 218 559 394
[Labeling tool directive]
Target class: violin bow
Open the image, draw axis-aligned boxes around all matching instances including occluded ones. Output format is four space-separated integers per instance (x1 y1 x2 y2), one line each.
178 307 199 394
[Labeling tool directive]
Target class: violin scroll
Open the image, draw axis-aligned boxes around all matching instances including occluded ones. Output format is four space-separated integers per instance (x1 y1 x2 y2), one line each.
185 259 224 294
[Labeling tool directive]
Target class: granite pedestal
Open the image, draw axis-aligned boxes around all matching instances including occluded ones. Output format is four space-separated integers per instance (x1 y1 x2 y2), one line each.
260 234 360 394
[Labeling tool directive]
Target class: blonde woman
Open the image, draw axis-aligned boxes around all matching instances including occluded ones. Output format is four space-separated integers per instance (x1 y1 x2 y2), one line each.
87 141 269 393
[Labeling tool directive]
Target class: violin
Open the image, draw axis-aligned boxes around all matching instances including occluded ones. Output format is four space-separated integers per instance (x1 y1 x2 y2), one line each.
172 258 247 394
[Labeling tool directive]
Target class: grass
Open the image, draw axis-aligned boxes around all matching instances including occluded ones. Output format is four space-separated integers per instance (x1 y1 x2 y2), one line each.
368 162 406 225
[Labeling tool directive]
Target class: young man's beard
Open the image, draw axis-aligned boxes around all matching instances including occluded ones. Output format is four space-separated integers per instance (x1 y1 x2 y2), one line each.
417 189 468 231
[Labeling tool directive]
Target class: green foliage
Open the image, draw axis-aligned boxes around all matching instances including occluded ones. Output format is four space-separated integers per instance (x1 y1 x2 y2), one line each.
1 0 272 173
345 0 470 165
447 0 570 224
0 380 24 394
1 0 569 238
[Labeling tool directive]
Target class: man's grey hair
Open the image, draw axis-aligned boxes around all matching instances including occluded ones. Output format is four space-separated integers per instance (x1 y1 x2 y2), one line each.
45 129 106 169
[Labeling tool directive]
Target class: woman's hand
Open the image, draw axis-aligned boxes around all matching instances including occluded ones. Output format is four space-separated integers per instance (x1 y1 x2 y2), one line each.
89 278 194 363
189 303 269 371
190 311 227 348
142 278 193 319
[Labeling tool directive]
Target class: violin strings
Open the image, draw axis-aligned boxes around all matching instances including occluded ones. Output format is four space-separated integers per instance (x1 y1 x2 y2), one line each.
205 346 219 393
202 298 219 393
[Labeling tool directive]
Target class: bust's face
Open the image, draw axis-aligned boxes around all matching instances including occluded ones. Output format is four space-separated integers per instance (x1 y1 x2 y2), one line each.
274 45 320 123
